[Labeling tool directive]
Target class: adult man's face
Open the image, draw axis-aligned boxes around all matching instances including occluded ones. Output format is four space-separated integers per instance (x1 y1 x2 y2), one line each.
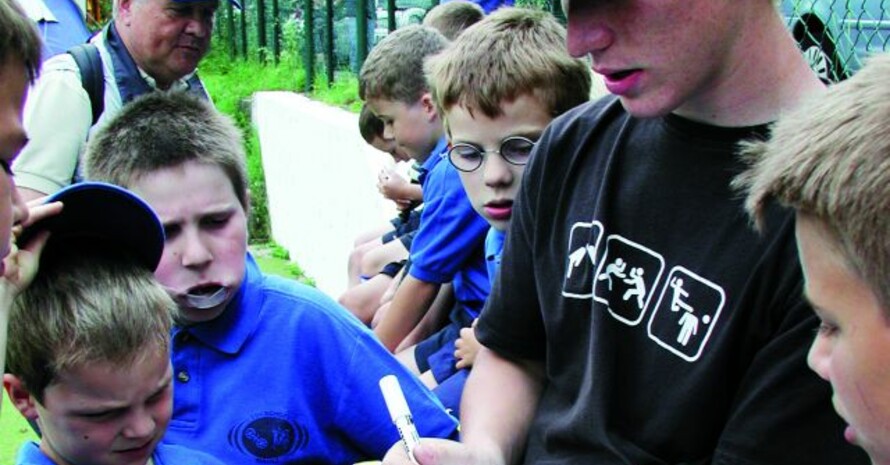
118 0 218 88
561 0 753 119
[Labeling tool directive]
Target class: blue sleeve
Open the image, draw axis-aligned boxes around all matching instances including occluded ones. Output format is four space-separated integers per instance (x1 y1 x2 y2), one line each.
410 161 490 284
153 443 229 465
334 325 460 458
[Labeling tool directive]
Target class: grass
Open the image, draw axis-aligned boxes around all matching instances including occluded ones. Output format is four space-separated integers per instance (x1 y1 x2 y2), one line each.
1 394 38 464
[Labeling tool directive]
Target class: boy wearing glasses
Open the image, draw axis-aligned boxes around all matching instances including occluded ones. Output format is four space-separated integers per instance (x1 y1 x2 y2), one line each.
360 26 492 369
420 6 591 414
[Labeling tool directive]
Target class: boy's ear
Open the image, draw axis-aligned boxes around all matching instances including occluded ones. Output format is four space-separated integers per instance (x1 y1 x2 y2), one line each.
420 93 438 122
3 374 39 420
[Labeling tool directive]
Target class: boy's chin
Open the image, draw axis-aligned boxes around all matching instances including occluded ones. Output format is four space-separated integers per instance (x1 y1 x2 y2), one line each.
175 305 228 325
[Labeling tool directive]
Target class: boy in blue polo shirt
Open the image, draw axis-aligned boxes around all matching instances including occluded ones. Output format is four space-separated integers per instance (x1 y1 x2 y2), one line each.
359 26 491 382
82 92 458 464
4 182 226 465
419 7 591 414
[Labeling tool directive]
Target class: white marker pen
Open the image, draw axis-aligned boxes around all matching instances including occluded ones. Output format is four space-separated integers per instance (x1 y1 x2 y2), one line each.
379 375 421 464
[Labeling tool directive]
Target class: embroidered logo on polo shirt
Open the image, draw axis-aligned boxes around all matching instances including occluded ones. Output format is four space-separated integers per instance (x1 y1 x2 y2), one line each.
228 412 308 460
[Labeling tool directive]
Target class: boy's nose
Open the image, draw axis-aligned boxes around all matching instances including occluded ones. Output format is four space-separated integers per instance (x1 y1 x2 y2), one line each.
122 410 157 440
806 336 831 382
483 154 514 187
180 231 213 268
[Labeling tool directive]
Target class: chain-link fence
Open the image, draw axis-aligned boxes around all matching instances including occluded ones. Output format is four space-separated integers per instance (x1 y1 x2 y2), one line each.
213 0 890 90
781 0 890 82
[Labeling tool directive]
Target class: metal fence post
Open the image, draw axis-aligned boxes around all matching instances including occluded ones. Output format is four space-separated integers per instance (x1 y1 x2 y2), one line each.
239 0 248 58
303 0 315 91
551 0 565 23
325 0 335 86
272 0 281 63
356 0 368 73
257 0 267 62
386 0 395 33
226 0 236 58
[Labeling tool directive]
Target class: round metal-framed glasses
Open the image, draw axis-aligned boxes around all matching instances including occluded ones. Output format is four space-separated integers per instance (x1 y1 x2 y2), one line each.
447 136 537 173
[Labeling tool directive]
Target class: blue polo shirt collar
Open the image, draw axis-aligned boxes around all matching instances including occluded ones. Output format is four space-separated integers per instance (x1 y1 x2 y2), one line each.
177 253 263 355
417 137 449 186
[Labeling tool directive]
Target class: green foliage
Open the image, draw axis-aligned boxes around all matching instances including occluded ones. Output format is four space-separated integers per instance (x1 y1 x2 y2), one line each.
1 394 38 465
312 72 362 112
250 243 317 286
200 40 307 243
516 0 555 9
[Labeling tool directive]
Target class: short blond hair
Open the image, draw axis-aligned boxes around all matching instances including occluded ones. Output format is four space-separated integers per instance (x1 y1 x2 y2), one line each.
426 7 590 123
422 1 484 40
359 25 448 104
6 242 175 403
737 53 890 312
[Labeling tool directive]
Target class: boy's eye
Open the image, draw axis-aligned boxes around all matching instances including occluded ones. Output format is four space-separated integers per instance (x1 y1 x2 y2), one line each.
816 321 838 337
500 137 536 164
202 214 230 229
163 224 181 240
147 383 172 405
79 409 122 421
452 145 482 161
448 144 484 172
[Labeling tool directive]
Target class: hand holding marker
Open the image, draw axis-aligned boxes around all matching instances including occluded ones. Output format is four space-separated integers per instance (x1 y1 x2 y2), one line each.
380 375 421 464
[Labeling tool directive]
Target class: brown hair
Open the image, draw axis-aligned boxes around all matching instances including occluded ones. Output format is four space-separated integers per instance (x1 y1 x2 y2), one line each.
359 25 449 104
422 1 485 40
84 92 249 210
0 0 41 82
426 7 590 122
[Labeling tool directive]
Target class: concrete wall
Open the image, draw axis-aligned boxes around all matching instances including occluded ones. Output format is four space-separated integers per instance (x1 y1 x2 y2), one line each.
252 91 400 298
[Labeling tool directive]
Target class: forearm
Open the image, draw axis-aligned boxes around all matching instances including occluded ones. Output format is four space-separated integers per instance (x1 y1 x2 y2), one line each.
460 348 545 465
374 275 440 352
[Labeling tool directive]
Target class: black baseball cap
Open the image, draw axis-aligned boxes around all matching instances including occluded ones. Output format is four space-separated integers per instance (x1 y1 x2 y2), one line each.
19 182 165 271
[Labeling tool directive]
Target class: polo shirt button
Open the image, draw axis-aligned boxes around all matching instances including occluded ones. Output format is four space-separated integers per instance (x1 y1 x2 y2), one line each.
177 370 190 383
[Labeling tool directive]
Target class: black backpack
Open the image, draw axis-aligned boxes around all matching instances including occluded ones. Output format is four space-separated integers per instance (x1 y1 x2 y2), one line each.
67 43 104 126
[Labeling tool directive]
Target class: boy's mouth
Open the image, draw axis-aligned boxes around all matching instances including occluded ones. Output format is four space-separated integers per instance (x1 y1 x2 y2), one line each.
183 284 230 309
484 200 514 221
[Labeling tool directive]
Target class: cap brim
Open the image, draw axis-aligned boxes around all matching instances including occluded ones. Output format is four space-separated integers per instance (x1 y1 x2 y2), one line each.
19 182 165 272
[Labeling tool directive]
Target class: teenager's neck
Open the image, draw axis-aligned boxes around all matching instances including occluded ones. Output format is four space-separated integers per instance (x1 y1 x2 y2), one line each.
674 8 825 127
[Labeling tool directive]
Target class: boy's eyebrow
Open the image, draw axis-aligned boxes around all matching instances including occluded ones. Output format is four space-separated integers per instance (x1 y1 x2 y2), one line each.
451 130 545 146
67 367 173 415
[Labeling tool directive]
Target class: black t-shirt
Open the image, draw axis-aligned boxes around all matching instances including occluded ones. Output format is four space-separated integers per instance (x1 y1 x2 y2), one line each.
477 97 868 465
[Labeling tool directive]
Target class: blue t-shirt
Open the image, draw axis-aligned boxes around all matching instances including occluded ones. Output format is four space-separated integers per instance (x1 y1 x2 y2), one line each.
441 0 514 14
485 228 506 284
15 441 225 465
411 138 490 318
163 254 458 464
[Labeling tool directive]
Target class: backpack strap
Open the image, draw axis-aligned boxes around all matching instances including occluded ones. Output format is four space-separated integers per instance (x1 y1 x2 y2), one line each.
67 43 104 126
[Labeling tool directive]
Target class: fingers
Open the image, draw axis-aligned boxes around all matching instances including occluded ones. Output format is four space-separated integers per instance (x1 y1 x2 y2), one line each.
22 201 63 228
